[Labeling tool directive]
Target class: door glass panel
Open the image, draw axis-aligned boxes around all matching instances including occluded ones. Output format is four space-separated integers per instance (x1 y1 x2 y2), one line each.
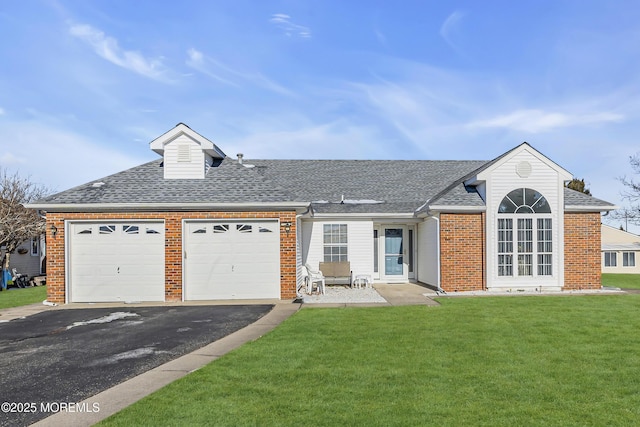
384 228 403 276
373 229 378 273
408 229 414 274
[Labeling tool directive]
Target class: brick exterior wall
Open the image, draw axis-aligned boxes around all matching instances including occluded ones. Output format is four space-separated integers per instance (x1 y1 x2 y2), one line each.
563 212 601 290
439 212 486 292
45 211 297 304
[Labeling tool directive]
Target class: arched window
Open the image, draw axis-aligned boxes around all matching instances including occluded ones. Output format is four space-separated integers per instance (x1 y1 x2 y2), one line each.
497 188 552 278
498 188 551 214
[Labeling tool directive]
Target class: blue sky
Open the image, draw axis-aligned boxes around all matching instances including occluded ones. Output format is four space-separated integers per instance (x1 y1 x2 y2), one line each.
1 1 639 229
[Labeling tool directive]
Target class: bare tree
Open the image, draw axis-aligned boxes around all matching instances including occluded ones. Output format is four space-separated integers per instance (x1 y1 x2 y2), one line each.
620 154 640 202
611 153 640 229
0 169 51 272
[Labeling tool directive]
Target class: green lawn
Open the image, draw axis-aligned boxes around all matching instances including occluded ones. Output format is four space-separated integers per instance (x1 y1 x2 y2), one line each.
0 285 47 309
100 296 640 426
602 273 640 289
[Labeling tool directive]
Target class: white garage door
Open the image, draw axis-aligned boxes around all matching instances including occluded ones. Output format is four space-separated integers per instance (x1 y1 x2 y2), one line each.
69 222 165 303
184 220 280 300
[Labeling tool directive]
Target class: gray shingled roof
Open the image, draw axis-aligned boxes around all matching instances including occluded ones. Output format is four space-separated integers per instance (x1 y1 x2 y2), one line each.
248 159 488 213
33 153 615 214
35 157 300 205
564 187 614 209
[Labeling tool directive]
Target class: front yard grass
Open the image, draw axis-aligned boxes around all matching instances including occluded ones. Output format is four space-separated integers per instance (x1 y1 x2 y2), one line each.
602 273 640 289
0 285 46 309
100 295 640 426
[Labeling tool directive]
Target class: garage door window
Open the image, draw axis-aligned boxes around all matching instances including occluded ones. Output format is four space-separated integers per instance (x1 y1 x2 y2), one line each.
99 225 116 234
213 224 229 233
237 224 252 233
123 225 139 234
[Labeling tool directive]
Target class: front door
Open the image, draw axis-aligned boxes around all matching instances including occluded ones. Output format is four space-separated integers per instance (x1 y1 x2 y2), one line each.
383 227 408 281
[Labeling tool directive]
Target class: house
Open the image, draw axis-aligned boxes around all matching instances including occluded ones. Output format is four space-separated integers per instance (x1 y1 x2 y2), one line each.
3 235 45 278
601 224 640 274
27 123 616 304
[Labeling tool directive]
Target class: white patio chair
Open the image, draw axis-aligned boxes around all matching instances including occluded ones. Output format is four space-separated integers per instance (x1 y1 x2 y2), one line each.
304 264 325 295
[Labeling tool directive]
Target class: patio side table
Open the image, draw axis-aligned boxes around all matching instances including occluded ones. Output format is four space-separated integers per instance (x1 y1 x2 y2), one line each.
353 274 372 289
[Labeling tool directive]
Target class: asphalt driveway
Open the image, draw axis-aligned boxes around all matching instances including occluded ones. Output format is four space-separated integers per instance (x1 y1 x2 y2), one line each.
0 305 273 427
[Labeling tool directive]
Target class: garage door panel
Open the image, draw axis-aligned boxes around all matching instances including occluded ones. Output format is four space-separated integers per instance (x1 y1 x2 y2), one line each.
185 220 280 300
69 222 165 303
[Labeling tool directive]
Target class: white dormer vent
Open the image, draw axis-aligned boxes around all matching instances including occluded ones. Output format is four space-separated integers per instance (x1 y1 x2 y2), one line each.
177 143 192 163
149 123 226 179
516 161 532 178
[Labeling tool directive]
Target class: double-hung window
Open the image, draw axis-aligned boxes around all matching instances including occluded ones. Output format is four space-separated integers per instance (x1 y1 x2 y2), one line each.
623 252 635 267
323 224 348 262
497 188 553 278
604 252 617 267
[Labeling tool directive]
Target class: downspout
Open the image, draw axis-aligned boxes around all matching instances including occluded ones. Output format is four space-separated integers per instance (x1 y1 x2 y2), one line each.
434 215 446 295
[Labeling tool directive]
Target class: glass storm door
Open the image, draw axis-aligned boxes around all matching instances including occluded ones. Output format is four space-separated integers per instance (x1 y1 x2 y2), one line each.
384 227 406 279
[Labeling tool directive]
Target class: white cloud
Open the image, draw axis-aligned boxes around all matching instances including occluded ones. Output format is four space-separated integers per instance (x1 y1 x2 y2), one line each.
0 152 27 165
269 13 311 38
440 10 466 54
223 115 388 160
186 48 294 96
186 48 239 87
0 121 147 190
69 23 170 82
467 109 625 133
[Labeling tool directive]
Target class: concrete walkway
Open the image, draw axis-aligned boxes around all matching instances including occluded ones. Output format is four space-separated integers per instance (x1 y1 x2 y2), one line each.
300 283 440 308
0 301 59 322
374 283 440 306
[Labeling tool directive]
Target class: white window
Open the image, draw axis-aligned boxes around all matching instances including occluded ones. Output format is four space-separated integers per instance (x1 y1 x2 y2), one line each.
497 188 552 277
323 224 347 262
30 237 39 256
497 218 513 276
623 252 635 267
604 252 617 267
537 218 553 276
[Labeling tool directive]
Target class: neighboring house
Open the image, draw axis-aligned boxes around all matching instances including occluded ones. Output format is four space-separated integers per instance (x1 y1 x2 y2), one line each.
3 235 45 278
28 123 616 304
601 224 640 274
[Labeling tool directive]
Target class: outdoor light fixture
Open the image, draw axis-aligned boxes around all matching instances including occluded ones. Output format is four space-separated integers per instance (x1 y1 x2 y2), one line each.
281 221 292 234
50 224 57 237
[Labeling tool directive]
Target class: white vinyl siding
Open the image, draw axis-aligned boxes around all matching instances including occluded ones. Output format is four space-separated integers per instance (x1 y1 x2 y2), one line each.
602 249 640 273
417 217 439 287
8 239 44 278
483 148 565 291
163 135 206 179
302 220 373 278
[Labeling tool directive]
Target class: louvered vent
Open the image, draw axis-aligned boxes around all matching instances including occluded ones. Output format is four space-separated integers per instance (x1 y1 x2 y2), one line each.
177 144 191 162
